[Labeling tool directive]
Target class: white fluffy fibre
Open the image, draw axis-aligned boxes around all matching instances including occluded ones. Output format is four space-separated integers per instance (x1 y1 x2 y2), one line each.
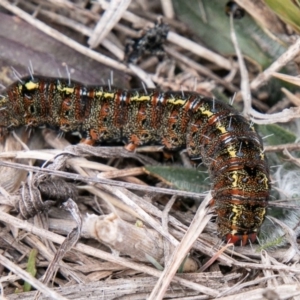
259 166 300 249
274 165 300 200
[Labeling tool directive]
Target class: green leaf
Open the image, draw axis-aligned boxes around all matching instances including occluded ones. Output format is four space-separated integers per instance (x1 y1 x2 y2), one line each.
259 123 297 168
264 0 300 33
24 249 38 292
145 166 210 194
259 123 296 146
172 0 287 68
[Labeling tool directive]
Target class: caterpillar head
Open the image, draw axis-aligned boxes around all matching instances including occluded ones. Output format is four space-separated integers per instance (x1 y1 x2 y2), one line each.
217 202 267 246
213 164 269 246
225 232 257 246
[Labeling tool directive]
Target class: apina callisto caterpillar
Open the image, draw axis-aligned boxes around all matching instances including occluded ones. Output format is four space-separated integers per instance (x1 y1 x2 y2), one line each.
0 75 270 246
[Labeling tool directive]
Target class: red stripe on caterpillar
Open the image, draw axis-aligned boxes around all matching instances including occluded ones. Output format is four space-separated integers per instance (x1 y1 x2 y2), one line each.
0 76 270 245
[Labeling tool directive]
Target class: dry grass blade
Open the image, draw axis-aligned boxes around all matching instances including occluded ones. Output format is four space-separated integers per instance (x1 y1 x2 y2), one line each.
281 87 300 107
0 0 129 72
251 37 300 90
272 72 300 86
199 243 234 272
88 0 131 48
160 0 174 19
0 253 67 300
129 63 156 88
264 143 300 153
41 200 82 284
0 210 220 295
99 184 180 246
216 284 300 300
229 12 251 116
235 0 286 34
0 0 300 298
0 159 205 199
149 193 213 299
283 148 300 168
168 31 233 70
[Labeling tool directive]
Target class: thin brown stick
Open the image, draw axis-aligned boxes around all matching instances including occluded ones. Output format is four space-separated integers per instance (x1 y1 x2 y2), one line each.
149 193 212 300
251 38 300 90
0 160 205 199
264 143 300 153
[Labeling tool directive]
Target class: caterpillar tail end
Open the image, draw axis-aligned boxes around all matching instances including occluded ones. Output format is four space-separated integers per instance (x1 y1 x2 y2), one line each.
225 232 257 246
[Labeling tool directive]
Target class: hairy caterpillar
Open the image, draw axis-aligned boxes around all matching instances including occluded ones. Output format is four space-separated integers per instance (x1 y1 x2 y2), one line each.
0 75 270 246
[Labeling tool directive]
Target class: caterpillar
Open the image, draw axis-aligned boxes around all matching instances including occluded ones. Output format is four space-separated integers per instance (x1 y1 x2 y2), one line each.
0 75 270 246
